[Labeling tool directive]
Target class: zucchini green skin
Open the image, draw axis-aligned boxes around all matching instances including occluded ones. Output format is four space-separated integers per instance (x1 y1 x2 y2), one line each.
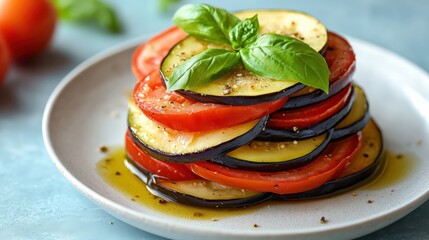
210 129 333 172
128 116 269 163
125 158 272 208
257 87 355 141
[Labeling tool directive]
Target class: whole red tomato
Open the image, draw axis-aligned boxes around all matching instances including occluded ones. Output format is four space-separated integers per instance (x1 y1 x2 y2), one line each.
0 35 10 85
0 0 57 61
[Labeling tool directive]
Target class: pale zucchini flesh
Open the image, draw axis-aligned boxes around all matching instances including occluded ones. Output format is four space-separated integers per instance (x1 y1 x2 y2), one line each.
335 85 368 129
235 10 327 53
125 158 271 208
128 103 262 155
337 119 383 178
161 10 328 97
161 36 297 97
227 132 328 163
156 179 262 200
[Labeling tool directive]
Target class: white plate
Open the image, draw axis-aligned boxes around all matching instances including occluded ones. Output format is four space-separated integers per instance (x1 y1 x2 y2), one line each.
43 35 429 240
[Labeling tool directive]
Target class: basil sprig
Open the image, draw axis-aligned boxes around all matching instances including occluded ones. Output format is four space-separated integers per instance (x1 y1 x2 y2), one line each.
168 49 241 91
173 4 240 45
240 34 329 92
167 4 329 93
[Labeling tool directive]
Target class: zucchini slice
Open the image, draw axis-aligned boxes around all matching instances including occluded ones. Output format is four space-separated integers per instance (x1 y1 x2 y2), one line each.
210 129 333 172
277 119 384 200
257 86 355 140
160 9 328 105
128 103 267 163
332 85 370 140
125 159 272 208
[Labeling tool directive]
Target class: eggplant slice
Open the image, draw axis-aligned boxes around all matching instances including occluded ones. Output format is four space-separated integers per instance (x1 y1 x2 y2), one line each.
125 158 272 208
128 103 267 163
160 9 328 105
160 36 304 106
257 87 355 141
282 32 356 110
276 119 384 200
332 85 370 140
234 10 328 54
210 129 333 172
124 120 383 206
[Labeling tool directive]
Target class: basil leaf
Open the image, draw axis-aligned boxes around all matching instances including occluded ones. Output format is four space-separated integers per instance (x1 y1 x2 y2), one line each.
240 34 329 93
166 49 241 91
52 0 122 33
173 4 240 45
229 15 259 50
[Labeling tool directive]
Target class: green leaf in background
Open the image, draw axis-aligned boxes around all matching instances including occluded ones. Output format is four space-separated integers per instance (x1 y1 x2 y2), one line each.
166 49 241 91
228 15 259 50
158 0 182 13
173 4 241 45
240 34 329 93
52 0 122 33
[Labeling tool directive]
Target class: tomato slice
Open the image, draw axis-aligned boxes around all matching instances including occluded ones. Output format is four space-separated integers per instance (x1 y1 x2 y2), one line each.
188 133 361 194
289 32 355 98
125 131 199 181
131 27 288 132
132 27 186 81
133 75 287 132
325 32 356 85
268 84 353 129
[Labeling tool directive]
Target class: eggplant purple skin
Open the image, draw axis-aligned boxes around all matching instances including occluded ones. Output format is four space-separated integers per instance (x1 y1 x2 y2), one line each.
257 87 355 141
276 122 384 200
128 116 268 163
125 157 272 208
210 129 334 172
332 104 371 140
158 36 306 106
275 153 383 200
125 120 384 207
281 68 354 110
175 83 305 106
282 31 356 110
126 142 384 206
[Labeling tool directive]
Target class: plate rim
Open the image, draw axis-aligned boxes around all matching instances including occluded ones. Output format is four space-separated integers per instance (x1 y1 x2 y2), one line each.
42 34 429 239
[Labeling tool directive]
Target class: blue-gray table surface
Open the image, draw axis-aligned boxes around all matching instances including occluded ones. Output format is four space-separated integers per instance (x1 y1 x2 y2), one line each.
1 0 428 239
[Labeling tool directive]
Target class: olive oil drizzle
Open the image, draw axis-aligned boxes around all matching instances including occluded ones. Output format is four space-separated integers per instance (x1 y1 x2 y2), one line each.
363 151 418 190
97 147 259 220
97 148 418 219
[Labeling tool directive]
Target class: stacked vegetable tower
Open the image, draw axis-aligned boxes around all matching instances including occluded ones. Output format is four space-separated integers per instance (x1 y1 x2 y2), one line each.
125 4 384 208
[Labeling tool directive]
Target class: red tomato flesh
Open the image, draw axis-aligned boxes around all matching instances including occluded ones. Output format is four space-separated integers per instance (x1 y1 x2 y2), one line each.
125 132 199 181
132 27 288 132
133 74 287 132
325 32 356 85
188 132 361 194
132 27 186 81
268 84 353 129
